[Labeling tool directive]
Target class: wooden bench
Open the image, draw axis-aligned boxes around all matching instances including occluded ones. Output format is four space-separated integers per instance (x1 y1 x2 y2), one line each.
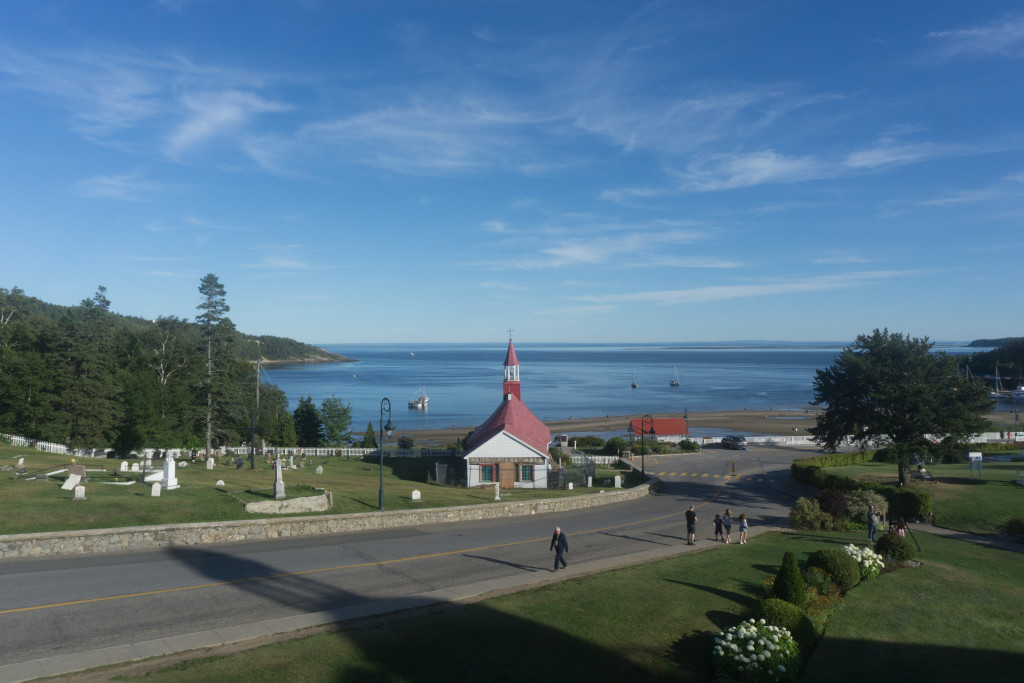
911 470 936 484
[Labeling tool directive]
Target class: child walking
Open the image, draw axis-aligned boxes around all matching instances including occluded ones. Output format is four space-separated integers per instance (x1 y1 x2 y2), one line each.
738 514 749 544
712 514 724 542
722 509 733 544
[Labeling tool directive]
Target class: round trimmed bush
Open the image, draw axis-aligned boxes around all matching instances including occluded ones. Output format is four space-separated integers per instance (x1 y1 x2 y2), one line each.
772 550 807 608
754 598 816 653
806 548 860 590
874 531 917 562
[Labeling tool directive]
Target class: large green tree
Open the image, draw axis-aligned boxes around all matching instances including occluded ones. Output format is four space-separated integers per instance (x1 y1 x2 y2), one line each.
809 329 993 484
292 395 323 447
319 395 352 447
195 274 235 456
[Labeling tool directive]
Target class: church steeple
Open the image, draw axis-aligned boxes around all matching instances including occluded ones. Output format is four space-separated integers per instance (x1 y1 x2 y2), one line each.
502 338 521 400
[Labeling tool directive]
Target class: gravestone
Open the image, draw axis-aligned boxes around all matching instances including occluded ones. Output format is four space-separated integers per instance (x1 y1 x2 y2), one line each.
151 482 161 497
17 457 24 466
73 485 86 500
412 489 421 501
614 475 622 488
131 463 140 472
568 482 574 490
160 456 180 490
288 455 295 468
216 480 225 486
316 465 323 475
61 473 81 491
178 461 188 468
35 472 49 481
206 457 215 471
69 464 86 478
587 475 593 487
273 458 286 499
494 482 500 501
120 461 128 472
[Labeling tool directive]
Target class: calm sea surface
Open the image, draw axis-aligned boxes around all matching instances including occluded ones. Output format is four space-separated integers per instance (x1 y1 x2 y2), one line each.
261 342 981 438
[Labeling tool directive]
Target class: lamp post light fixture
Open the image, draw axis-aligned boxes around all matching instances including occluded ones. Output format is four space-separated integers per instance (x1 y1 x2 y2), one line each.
378 398 396 511
640 414 655 478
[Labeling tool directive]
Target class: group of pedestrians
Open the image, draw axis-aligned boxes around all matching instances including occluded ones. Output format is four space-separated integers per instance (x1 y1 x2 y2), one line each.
685 506 749 545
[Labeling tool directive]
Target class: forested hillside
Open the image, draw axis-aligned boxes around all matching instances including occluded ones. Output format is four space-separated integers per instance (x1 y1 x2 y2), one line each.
0 281 348 451
962 338 1024 382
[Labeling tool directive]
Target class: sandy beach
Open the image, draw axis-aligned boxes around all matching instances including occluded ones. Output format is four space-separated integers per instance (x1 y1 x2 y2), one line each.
401 407 1021 446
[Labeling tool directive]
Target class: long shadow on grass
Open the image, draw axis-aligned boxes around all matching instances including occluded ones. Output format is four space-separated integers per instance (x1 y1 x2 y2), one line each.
668 580 757 611
803 638 1024 683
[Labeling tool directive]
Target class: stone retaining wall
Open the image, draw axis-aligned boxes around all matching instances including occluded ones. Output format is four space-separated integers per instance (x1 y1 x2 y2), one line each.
243 491 333 514
0 481 655 559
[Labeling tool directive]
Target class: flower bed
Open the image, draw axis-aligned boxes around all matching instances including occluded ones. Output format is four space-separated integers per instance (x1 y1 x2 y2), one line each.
712 618 800 682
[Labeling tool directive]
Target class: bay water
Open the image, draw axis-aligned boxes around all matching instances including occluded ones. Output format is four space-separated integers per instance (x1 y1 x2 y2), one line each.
261 342 980 438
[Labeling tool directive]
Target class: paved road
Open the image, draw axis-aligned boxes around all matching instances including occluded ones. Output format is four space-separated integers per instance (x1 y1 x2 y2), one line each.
0 444 814 682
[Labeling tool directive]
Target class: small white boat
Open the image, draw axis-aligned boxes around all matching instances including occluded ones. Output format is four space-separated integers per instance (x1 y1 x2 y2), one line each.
669 366 680 387
409 386 429 409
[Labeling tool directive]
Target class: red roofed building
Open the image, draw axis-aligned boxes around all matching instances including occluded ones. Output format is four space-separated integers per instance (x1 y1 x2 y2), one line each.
464 339 552 489
628 417 689 441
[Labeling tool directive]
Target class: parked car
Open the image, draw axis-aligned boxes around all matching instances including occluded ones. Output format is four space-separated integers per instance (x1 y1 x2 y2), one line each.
721 435 748 450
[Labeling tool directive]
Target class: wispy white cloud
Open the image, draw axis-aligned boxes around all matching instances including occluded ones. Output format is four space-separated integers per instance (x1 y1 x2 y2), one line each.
166 90 290 158
573 271 907 305
679 150 826 192
483 220 510 233
928 14 1024 59
74 173 177 201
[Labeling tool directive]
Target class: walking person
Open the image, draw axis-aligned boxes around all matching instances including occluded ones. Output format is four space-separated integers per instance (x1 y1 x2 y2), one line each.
738 514 749 544
867 505 879 542
550 526 569 571
685 505 698 545
712 514 724 542
722 509 733 544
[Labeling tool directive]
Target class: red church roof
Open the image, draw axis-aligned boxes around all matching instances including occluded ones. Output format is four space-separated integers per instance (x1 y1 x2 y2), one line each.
503 339 519 367
629 417 689 437
465 393 552 456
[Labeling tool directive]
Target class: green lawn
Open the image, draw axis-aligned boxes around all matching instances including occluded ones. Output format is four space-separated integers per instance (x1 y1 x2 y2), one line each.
75 530 1024 682
824 460 1023 535
0 445 640 536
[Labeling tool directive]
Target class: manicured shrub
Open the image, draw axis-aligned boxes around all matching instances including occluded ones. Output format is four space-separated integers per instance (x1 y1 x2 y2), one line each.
678 439 701 453
887 489 932 519
789 498 834 531
712 618 801 683
604 437 627 455
845 490 888 528
874 531 917 562
801 566 835 595
815 488 848 520
1002 517 1024 535
754 598 817 654
806 549 860 590
573 435 605 449
772 550 807 608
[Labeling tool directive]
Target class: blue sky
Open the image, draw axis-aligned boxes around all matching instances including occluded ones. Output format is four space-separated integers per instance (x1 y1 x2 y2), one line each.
2 1 1023 344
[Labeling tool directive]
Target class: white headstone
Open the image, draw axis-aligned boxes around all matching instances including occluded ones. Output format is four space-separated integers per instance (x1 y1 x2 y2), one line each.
587 475 593 487
411 489 421 501
61 473 81 491
288 455 295 468
273 458 286 499
614 475 622 488
316 465 323 475
215 480 225 486
206 457 215 470
74 485 86 500
494 482 500 500
161 456 180 490
131 463 140 472
120 461 128 472
178 461 188 468
151 482 161 497
568 482 574 490
17 457 24 466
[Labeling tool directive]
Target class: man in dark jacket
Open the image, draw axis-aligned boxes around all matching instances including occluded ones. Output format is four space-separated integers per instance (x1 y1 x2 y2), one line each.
550 526 569 571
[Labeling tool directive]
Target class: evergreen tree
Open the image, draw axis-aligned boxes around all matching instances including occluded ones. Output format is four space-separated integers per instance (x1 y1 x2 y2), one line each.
772 550 807 608
293 395 323 447
319 395 353 447
361 420 377 448
196 274 231 456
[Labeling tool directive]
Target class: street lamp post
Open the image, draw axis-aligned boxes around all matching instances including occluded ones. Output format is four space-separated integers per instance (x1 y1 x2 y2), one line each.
640 414 655 478
378 398 396 511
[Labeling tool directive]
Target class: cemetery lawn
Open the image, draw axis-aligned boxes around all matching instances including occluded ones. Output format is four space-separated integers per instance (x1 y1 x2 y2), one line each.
822 460 1022 535
78 530 1024 682
0 445 639 536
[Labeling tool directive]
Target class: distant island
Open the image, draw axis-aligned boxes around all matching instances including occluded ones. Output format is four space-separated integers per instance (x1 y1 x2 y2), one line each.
967 337 1023 348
